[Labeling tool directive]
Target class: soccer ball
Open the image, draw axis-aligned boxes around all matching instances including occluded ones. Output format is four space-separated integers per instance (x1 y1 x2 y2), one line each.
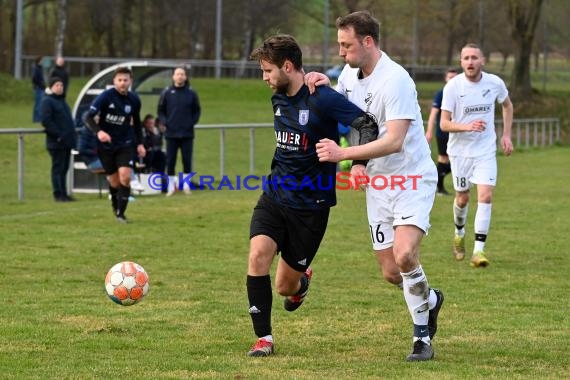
105 261 150 306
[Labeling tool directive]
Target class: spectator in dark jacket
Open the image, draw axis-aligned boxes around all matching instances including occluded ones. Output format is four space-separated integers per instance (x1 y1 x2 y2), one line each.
32 56 46 123
49 56 70 98
41 77 77 202
157 66 201 195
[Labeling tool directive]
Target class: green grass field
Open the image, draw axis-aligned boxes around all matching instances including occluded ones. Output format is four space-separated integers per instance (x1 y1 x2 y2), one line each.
0 77 569 379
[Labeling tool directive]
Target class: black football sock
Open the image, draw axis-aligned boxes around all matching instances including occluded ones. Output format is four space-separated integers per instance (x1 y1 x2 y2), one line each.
116 185 131 217
247 275 272 338
109 186 119 214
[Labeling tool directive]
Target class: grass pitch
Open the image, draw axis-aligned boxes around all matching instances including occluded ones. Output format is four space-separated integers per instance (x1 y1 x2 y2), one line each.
0 78 568 379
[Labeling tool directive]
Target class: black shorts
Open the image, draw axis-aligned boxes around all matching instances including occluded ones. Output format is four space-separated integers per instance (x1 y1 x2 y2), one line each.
250 193 330 272
436 133 449 157
98 146 132 175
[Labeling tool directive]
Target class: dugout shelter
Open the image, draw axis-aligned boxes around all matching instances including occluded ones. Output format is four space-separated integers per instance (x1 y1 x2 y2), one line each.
70 61 183 194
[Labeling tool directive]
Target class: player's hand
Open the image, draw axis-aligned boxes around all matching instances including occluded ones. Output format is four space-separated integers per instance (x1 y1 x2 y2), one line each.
425 131 433 143
316 138 343 162
158 123 166 133
467 120 486 132
97 130 111 143
304 72 330 94
501 135 513 156
350 164 369 191
137 144 146 158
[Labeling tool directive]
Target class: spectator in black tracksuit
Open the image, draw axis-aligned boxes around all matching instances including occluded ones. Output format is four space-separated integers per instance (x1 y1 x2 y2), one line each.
157 66 201 194
40 77 77 202
49 57 70 98
32 56 45 123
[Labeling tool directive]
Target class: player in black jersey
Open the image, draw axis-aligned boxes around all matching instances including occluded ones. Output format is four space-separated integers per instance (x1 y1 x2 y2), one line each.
83 67 146 223
245 34 378 357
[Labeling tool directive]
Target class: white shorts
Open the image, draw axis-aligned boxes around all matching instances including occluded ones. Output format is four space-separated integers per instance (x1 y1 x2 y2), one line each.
365 162 437 250
449 152 497 192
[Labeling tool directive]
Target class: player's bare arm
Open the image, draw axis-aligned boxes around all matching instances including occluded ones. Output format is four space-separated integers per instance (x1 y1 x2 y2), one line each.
316 119 409 162
500 96 514 156
440 110 486 133
425 107 438 142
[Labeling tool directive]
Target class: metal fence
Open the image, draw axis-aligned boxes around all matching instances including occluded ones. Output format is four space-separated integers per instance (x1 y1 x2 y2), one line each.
0 118 561 200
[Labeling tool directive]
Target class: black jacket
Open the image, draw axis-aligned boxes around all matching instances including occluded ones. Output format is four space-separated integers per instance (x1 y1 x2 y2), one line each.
40 92 77 150
157 84 201 139
32 64 45 90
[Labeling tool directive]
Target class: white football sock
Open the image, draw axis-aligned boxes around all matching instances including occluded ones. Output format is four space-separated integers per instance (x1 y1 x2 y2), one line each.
454 200 468 236
401 266 429 327
474 202 492 252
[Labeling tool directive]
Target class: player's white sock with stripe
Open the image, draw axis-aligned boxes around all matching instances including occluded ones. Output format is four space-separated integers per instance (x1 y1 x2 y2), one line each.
454 200 468 236
474 202 492 252
401 266 429 340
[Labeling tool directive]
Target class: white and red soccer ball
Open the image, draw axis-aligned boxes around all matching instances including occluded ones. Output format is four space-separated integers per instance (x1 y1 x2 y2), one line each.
105 261 149 306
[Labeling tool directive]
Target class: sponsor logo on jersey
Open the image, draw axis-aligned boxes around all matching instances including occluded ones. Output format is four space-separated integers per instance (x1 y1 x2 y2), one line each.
463 104 491 115
275 107 281 116
109 103 115 109
299 110 309 125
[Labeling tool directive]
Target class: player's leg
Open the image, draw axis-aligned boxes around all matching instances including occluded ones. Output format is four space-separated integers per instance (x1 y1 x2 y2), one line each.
246 194 284 357
436 134 451 195
450 155 473 260
279 206 329 312
247 234 278 357
113 147 133 223
470 153 497 267
98 148 119 216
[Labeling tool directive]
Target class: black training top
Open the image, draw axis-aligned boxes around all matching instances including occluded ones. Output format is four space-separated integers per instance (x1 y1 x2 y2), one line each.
85 87 143 150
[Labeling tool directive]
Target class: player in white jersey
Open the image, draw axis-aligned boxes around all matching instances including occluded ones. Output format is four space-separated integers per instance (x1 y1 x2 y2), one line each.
440 43 513 268
307 11 442 362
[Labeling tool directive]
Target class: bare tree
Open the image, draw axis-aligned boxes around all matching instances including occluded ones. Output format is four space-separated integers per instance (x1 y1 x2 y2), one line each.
54 0 67 57
506 0 543 99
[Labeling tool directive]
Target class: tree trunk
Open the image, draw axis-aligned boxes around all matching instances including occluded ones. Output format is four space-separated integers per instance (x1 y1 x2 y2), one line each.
506 0 544 99
54 0 67 57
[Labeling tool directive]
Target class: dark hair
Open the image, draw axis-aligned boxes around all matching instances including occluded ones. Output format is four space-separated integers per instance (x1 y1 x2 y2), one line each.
35 56 43 65
143 114 154 124
113 66 133 78
336 11 380 45
249 34 303 70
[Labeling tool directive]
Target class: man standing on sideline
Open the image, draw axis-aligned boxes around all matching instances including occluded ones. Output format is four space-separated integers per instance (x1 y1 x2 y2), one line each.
32 56 45 123
308 10 444 361
245 34 379 357
440 43 513 267
425 68 458 195
83 67 146 223
49 57 70 98
157 66 201 195
40 77 77 202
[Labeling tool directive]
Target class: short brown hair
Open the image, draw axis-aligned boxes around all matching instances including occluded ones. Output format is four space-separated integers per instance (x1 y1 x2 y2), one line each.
336 11 380 45
249 34 303 70
114 66 133 78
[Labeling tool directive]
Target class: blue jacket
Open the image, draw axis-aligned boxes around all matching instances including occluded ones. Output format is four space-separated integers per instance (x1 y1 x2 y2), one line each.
157 83 201 139
40 92 77 150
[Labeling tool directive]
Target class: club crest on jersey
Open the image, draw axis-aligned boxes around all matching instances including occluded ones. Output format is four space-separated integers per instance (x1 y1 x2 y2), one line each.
124 105 131 114
299 110 309 125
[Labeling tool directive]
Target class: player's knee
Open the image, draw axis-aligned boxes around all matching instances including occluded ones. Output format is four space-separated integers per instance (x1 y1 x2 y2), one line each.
393 251 418 272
